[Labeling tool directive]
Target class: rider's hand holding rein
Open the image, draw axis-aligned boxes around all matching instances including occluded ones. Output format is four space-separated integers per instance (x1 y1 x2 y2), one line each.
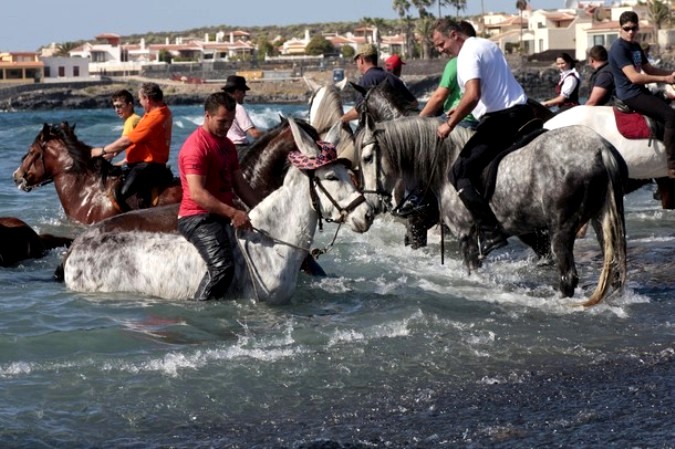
231 209 252 231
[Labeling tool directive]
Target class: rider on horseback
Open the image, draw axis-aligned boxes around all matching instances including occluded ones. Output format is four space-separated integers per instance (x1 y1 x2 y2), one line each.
91 82 173 210
432 18 534 259
609 11 675 179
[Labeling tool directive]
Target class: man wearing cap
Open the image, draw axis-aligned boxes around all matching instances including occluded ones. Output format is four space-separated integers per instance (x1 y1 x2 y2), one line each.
222 75 263 157
177 91 260 301
384 54 405 77
341 43 418 123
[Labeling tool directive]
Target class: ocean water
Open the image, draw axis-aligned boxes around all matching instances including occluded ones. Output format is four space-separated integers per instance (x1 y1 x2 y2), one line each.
0 104 673 449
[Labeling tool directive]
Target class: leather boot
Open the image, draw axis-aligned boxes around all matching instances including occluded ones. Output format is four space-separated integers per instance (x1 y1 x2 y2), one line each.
457 186 508 259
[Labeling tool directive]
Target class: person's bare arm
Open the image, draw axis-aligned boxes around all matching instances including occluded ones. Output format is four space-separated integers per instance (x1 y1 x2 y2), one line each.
419 86 450 117
186 173 251 230
247 126 263 140
91 135 131 159
437 78 480 139
622 63 675 85
585 86 609 106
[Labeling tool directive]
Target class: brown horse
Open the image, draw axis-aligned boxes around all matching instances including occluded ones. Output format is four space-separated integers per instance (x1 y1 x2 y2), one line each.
85 117 330 235
0 217 72 266
12 123 182 225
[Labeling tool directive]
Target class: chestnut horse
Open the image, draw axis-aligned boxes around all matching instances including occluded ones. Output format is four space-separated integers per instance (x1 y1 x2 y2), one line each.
0 217 72 266
12 123 182 225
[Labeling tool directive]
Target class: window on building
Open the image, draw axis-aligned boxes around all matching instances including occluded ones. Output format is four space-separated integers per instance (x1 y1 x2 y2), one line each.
6 69 22 79
58 66 65 77
0 70 4 80
92 52 106 63
607 33 618 46
73 66 80 77
44 66 51 77
593 35 605 46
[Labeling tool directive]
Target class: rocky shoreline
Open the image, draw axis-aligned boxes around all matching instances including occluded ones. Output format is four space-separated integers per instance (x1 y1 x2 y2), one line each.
0 68 560 111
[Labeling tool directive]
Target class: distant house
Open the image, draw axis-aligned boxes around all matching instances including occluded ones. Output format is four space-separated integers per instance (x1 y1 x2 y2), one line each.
0 51 43 84
40 56 91 83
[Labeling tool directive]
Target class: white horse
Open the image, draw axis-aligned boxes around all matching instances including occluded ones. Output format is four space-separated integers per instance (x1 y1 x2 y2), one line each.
62 118 374 304
544 105 675 208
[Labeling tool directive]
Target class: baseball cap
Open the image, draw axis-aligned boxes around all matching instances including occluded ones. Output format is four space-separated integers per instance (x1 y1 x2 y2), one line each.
385 54 405 71
353 43 378 60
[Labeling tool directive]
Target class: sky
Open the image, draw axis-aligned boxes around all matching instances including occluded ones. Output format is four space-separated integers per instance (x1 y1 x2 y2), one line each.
1 0 566 52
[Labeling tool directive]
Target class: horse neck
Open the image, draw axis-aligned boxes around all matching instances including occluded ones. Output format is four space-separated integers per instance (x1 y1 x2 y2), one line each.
48 147 116 223
247 166 317 263
382 118 464 190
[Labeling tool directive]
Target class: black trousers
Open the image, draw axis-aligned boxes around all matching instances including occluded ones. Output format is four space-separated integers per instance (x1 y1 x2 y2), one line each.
451 104 534 192
119 162 169 205
178 214 235 301
623 92 675 170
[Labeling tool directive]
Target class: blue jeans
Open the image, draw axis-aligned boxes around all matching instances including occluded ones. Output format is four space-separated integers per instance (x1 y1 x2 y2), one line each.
178 214 234 301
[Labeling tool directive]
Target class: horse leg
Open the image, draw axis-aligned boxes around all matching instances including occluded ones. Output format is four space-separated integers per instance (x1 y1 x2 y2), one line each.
550 228 578 297
459 233 481 274
404 196 439 249
655 177 675 209
517 230 552 260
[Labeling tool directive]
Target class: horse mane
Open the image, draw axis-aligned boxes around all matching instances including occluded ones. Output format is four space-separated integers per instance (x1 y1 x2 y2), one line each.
46 122 116 177
361 81 419 122
355 115 471 188
239 117 320 196
309 85 344 134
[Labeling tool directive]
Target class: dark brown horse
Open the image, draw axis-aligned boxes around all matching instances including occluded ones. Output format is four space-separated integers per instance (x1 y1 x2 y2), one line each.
12 123 182 225
0 217 72 266
86 117 327 235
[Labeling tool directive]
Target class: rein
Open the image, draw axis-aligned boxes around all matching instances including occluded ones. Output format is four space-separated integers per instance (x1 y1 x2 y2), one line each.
237 168 365 302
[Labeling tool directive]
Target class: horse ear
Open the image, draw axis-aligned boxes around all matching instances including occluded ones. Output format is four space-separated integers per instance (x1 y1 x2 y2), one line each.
288 118 320 157
365 113 375 134
335 78 348 91
323 121 343 147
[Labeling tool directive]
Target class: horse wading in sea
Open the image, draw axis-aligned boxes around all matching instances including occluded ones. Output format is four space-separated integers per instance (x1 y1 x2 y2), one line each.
0 217 72 266
356 115 627 306
62 118 374 303
545 105 675 208
12 123 182 225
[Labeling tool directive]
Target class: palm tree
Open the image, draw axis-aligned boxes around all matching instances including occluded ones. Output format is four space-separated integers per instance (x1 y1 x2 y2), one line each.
55 42 77 57
446 0 468 18
516 0 529 54
415 14 435 59
646 0 672 51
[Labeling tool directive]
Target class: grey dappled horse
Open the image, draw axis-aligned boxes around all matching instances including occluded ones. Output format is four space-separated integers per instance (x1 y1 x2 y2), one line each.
356 115 627 306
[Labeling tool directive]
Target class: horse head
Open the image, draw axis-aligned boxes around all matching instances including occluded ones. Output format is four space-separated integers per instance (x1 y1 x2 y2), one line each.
359 80 418 124
287 117 373 233
12 123 65 191
354 113 396 215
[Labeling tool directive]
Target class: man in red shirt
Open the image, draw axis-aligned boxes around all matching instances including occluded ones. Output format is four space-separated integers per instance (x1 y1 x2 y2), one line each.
177 92 259 301
92 82 173 210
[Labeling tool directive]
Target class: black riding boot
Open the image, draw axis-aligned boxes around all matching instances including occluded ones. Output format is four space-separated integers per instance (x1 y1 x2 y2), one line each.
457 186 508 259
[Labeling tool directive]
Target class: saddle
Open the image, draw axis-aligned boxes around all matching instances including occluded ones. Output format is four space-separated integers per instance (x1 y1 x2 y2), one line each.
613 99 664 141
479 118 548 201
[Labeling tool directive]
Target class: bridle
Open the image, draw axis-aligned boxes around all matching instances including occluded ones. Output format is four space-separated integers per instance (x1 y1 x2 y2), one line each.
358 134 392 208
308 164 366 232
17 139 54 190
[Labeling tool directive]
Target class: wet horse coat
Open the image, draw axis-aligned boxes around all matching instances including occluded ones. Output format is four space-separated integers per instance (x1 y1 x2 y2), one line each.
0 217 72 266
356 116 627 305
12 123 182 224
545 105 675 208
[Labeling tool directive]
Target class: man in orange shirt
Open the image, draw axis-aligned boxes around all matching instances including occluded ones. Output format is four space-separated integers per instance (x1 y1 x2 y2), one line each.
92 82 173 210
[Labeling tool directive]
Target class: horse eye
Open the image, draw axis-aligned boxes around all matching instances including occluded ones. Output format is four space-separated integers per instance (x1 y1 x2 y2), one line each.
325 173 338 181
362 154 373 164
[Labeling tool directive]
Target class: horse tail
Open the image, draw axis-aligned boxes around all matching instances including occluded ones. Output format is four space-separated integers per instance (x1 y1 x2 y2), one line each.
583 143 627 307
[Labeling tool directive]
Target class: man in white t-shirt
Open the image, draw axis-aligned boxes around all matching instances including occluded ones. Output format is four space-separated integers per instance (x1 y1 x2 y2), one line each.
221 75 263 157
432 18 534 259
